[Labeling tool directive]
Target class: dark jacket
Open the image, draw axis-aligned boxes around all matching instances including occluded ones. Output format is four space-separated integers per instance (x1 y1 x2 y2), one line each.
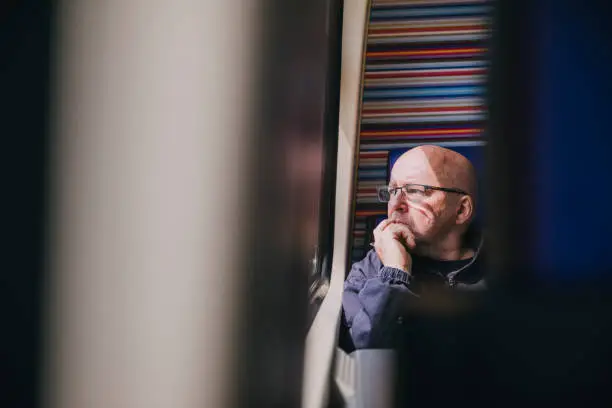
341 242 486 351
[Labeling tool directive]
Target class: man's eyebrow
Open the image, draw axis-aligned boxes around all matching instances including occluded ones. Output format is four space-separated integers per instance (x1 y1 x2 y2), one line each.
391 177 415 185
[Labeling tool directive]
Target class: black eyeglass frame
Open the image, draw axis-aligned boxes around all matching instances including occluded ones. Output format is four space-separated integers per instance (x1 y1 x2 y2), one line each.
377 183 469 203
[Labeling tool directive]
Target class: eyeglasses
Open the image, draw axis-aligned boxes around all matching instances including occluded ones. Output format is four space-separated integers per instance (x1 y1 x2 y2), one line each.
377 183 468 203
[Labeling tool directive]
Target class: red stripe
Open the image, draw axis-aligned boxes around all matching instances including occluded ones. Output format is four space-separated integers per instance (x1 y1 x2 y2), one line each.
365 68 485 79
369 25 486 35
361 128 478 137
360 152 388 158
367 48 485 58
356 210 387 216
360 136 480 142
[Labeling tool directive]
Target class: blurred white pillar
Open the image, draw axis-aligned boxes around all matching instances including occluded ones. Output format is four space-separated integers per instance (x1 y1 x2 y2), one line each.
44 1 259 407
301 0 370 407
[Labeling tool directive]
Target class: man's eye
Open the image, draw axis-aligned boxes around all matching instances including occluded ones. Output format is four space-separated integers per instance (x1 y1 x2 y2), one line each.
406 188 424 195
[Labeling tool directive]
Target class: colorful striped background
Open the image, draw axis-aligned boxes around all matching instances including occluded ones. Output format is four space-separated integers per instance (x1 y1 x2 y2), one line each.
351 0 491 262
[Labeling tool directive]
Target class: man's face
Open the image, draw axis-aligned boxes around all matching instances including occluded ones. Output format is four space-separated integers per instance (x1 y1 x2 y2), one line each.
387 152 459 245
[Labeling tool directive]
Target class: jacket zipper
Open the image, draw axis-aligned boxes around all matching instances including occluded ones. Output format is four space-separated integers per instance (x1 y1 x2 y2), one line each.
434 270 458 288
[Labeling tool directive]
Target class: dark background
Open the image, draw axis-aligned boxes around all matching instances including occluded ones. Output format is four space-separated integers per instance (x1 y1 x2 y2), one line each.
1 1 52 407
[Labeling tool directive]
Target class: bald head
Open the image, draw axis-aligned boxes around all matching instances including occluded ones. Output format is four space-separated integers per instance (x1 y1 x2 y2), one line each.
391 145 477 201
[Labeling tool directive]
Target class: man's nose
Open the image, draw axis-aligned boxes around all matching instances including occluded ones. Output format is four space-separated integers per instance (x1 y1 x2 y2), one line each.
388 195 408 214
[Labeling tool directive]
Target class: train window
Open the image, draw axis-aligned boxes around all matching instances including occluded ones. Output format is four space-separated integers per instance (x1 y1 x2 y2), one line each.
306 0 344 327
266 0 342 332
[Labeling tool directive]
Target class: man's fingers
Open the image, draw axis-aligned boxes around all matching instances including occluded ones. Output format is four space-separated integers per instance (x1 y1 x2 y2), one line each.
385 222 411 235
373 219 415 250
373 218 392 242
374 219 405 240
385 223 416 249
387 224 413 239
374 218 392 234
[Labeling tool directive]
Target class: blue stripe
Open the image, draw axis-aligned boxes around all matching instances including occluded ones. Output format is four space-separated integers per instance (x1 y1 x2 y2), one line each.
372 14 489 22
369 17 491 25
363 94 484 101
371 6 491 19
358 174 388 181
358 165 388 171
361 114 487 124
359 140 487 150
367 34 489 44
365 81 483 89
365 61 489 71
361 122 480 130
372 3 487 12
364 83 482 92
366 56 485 65
356 147 394 152
362 99 485 107
366 78 485 88
363 91 484 100
358 169 387 176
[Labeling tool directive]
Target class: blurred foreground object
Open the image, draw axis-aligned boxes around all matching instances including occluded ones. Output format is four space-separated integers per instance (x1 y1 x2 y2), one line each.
44 1 324 407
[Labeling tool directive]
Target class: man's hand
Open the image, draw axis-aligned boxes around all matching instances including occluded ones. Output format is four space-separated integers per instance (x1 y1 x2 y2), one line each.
372 220 416 273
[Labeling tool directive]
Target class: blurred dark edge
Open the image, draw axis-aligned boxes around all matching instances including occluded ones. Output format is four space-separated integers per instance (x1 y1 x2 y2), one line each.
393 0 612 406
232 0 341 407
307 0 343 330
485 0 537 289
1 1 53 407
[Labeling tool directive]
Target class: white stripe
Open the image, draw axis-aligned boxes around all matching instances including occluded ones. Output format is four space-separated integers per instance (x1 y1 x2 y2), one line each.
361 140 486 150
361 114 486 123
366 60 488 70
369 17 490 27
365 75 486 86
372 6 491 18
364 88 482 97
366 67 486 76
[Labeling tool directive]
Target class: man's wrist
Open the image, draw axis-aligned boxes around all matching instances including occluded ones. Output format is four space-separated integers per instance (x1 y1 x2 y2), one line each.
379 265 412 285
385 263 411 274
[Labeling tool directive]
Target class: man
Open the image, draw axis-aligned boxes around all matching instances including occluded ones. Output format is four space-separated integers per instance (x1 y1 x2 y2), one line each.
342 145 486 350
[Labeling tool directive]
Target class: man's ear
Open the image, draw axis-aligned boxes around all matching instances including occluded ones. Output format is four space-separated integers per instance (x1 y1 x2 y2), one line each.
455 195 474 225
